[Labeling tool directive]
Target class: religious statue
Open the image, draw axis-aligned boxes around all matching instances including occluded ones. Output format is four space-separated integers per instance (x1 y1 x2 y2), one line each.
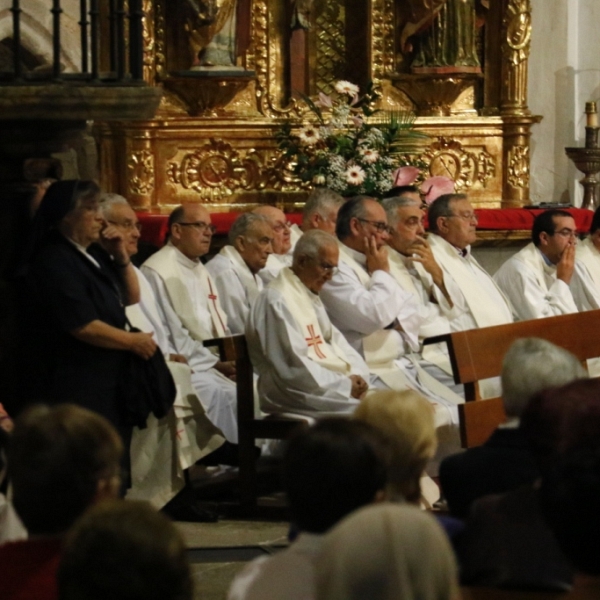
184 0 252 69
400 0 489 72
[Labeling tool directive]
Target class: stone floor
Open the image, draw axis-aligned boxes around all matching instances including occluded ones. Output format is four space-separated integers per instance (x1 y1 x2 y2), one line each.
176 518 289 600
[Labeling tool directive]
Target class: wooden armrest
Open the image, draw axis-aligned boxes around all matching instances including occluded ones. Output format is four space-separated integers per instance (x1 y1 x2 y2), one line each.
422 333 451 346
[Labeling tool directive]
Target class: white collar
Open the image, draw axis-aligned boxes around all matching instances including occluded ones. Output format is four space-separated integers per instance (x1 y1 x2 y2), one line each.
169 241 202 269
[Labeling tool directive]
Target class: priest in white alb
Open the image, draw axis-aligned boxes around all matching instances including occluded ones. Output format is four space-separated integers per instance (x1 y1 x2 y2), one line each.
319 197 464 437
99 195 226 510
426 194 515 330
246 230 375 417
381 195 461 390
141 204 239 443
571 207 600 312
253 205 295 285
206 213 274 335
494 210 585 320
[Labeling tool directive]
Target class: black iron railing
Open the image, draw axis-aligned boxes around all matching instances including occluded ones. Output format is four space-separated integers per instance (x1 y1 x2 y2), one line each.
6 0 144 84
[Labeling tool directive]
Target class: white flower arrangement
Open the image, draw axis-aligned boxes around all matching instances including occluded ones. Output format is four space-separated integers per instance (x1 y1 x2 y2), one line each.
276 81 427 197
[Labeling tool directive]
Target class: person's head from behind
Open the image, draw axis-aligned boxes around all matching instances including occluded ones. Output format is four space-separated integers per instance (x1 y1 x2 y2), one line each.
501 338 587 420
58 500 192 600
354 390 436 503
521 378 600 477
315 503 459 600
282 418 387 534
8 404 123 536
540 447 600 578
302 188 345 234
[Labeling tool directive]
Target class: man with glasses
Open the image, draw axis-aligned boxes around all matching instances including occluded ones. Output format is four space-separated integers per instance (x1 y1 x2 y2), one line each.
427 194 515 333
141 204 239 444
494 209 588 320
246 230 374 416
98 195 228 519
381 195 463 394
206 213 274 335
319 197 463 465
253 205 295 285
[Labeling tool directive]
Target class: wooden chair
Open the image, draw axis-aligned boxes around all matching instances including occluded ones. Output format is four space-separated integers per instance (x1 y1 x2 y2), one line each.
203 335 307 512
424 309 600 448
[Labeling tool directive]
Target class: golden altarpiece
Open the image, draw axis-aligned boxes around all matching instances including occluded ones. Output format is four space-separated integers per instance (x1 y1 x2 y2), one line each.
95 0 539 213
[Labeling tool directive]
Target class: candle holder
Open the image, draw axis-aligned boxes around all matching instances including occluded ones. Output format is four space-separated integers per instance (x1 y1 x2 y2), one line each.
565 146 600 210
585 126 600 149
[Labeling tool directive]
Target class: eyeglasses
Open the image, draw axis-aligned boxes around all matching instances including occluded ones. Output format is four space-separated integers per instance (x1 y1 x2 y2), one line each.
107 220 142 232
552 228 578 239
273 221 292 233
310 258 339 276
446 212 479 223
357 218 392 234
177 221 217 234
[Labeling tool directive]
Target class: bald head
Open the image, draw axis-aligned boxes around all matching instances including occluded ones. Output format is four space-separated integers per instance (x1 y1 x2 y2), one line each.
252 205 291 254
168 203 214 260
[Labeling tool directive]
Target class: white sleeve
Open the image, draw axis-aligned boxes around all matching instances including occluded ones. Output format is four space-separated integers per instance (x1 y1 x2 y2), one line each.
208 265 248 336
320 265 422 351
571 260 600 311
141 266 219 372
494 259 578 320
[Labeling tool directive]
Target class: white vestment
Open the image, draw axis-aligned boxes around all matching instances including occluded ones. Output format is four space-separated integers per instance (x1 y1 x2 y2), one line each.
141 244 238 442
320 242 463 432
428 233 515 330
428 233 514 399
227 533 322 600
206 245 264 335
259 253 292 286
125 267 225 509
247 267 369 416
387 247 460 377
572 236 600 311
493 242 578 320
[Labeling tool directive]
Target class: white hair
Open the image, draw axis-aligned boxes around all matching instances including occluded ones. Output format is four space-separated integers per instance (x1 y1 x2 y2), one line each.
501 338 587 417
303 188 344 224
228 213 269 245
292 229 337 265
98 192 129 218
381 196 421 228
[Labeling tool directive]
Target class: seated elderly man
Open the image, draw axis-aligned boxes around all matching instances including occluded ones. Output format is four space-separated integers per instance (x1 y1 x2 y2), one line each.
141 204 238 443
206 213 274 334
296 188 345 237
246 230 374 416
382 195 461 386
253 205 294 285
494 210 596 320
99 195 227 515
427 194 515 330
319 197 463 438
439 337 587 518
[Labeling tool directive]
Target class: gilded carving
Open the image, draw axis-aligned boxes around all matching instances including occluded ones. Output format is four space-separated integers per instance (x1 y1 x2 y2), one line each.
507 145 529 189
128 150 155 195
371 0 395 86
418 138 496 190
166 139 298 202
141 0 156 84
154 0 167 80
313 1 346 95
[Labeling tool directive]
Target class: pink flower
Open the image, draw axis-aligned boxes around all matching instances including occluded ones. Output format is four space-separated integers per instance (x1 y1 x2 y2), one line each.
351 115 364 128
420 176 455 205
392 166 419 187
317 92 333 108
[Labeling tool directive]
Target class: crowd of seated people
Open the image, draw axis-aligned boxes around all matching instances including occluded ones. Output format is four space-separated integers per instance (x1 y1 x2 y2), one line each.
5 178 600 599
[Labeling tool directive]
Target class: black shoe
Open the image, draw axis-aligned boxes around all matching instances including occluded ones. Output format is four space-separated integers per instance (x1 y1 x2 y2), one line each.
162 500 219 523
196 441 260 467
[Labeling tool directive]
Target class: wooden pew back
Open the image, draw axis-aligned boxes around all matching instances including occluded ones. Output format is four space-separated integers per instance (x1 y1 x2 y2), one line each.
426 310 600 447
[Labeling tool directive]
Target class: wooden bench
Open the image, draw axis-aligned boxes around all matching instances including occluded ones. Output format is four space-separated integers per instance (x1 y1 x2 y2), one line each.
424 309 600 448
203 334 307 512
